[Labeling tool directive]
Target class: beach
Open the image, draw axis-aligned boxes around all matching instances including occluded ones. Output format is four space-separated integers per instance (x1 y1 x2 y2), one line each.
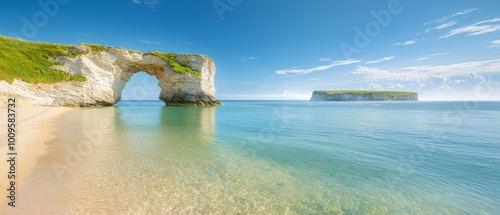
0 107 74 214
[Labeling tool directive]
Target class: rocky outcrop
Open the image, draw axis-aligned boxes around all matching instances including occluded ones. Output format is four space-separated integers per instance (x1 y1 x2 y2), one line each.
310 90 418 101
0 45 221 107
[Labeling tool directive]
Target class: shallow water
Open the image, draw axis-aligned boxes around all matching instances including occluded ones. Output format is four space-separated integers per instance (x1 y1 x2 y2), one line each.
18 101 500 214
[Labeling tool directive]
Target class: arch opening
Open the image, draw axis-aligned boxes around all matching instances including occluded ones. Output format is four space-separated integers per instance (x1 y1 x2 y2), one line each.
115 71 162 105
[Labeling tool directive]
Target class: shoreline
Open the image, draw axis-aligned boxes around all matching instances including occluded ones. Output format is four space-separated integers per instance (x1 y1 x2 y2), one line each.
0 107 74 211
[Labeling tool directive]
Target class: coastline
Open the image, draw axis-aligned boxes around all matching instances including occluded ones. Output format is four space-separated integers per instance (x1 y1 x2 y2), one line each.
0 107 74 212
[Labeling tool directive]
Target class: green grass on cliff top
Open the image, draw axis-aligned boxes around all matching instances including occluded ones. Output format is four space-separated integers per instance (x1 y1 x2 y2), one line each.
0 36 205 84
314 90 417 97
145 52 201 77
0 36 87 84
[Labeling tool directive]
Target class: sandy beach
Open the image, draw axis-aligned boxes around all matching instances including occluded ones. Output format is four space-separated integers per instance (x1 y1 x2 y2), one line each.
0 107 74 214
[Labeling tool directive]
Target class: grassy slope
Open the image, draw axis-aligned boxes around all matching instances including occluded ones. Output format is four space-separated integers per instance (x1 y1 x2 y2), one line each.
0 36 206 84
0 36 87 84
314 90 417 97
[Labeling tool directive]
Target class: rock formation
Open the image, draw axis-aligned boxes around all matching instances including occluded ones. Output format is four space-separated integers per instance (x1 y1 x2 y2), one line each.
0 45 221 107
310 90 418 101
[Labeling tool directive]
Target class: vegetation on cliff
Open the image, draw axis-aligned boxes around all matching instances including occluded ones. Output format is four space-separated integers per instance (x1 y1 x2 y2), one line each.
314 90 417 97
312 90 418 101
0 36 87 83
145 52 201 77
0 36 207 84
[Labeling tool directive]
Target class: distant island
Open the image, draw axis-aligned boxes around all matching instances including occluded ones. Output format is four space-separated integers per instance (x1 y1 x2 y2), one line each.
310 90 418 101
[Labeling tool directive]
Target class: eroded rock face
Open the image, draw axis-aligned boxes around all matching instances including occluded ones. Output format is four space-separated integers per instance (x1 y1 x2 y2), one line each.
0 46 221 107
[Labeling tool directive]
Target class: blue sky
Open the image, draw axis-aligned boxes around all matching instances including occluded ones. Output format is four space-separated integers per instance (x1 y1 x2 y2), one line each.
2 0 500 100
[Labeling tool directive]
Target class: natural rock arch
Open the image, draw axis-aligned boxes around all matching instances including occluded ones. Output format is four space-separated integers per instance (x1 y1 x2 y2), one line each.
0 46 221 107
107 48 220 106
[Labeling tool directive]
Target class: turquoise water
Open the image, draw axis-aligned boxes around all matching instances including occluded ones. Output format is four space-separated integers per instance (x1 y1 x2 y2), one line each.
40 101 500 213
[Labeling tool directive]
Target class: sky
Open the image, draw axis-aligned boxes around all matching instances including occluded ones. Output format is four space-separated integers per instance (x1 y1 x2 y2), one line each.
1 0 500 100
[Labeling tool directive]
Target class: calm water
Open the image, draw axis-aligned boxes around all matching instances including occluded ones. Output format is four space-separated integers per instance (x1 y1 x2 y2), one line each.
32 101 500 213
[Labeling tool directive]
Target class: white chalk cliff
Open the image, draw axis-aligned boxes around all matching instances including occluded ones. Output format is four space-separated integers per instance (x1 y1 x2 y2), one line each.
0 45 221 107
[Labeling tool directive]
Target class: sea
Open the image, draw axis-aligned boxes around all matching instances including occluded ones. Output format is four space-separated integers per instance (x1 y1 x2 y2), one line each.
25 100 500 214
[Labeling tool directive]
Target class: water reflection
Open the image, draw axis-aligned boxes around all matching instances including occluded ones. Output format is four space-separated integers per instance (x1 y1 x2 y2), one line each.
113 102 218 168
114 103 216 144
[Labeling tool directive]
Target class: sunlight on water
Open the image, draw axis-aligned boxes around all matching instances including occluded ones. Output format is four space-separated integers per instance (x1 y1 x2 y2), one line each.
24 101 500 214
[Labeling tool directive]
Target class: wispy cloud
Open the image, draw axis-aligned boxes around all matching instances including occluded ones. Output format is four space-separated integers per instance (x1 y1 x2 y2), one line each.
275 59 360 75
365 56 395 64
145 0 160 7
368 83 384 90
424 8 478 25
240 81 258 86
434 21 458 30
393 40 416 46
353 58 500 82
319 58 331 62
388 83 406 89
309 78 323 81
413 53 449 61
132 0 159 8
489 40 500 48
241 56 258 61
184 41 192 45
418 20 457 35
140 39 161 45
439 17 500 39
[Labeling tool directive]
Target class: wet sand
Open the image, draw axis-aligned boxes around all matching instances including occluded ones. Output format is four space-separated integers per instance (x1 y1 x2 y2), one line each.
0 107 74 214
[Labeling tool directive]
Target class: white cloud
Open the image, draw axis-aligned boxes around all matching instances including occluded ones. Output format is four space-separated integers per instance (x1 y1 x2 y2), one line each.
320 58 331 62
309 78 323 81
435 21 458 30
475 17 500 25
275 59 360 75
490 40 500 48
424 8 478 25
365 56 395 64
140 39 161 45
419 74 500 100
413 57 430 61
388 83 405 89
393 40 416 46
353 58 500 82
145 0 159 6
418 21 457 35
354 60 500 100
439 17 500 39
413 53 449 61
132 0 159 8
241 57 258 61
368 83 384 90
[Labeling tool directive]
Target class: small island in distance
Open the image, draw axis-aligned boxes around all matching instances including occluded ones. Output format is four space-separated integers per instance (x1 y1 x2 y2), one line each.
310 90 418 101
